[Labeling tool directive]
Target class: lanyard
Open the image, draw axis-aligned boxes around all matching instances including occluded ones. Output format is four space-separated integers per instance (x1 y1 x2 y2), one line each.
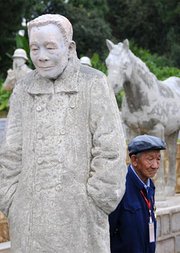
141 189 156 243
140 190 151 210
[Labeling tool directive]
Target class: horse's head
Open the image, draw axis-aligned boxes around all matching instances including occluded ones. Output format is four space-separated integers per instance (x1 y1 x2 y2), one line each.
105 39 132 94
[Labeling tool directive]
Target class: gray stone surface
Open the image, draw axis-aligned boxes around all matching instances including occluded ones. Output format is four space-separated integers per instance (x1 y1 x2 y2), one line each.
0 119 6 145
0 242 10 253
175 235 180 253
160 214 170 236
157 194 180 253
156 238 175 253
172 212 180 232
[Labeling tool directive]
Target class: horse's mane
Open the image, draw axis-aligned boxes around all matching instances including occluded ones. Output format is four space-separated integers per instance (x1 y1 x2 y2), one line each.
129 50 158 88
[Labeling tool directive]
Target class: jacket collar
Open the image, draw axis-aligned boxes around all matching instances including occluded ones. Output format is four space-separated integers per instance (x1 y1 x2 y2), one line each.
27 54 80 95
128 165 155 191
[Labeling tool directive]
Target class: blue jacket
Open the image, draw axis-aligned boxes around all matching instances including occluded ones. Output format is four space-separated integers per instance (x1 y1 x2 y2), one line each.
109 165 156 253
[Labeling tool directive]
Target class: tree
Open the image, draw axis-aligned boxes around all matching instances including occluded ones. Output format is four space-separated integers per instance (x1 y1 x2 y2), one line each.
106 0 180 67
0 0 31 76
1 0 179 77
25 0 112 60
155 0 180 66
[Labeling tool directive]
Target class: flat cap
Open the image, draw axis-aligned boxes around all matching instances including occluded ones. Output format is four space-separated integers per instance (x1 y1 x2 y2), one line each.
128 134 166 156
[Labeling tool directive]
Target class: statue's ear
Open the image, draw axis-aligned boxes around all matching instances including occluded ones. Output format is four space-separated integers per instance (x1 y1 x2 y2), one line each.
69 40 76 51
68 40 76 58
123 39 129 50
106 39 114 51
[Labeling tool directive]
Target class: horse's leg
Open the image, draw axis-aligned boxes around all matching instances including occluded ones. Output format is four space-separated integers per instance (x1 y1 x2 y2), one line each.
165 130 179 196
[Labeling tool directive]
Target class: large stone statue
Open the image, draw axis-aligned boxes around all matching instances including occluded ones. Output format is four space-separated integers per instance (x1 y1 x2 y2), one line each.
0 14 126 253
105 38 180 196
3 48 32 91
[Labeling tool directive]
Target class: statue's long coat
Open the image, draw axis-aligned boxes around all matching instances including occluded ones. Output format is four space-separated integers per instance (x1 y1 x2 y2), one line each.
0 56 126 253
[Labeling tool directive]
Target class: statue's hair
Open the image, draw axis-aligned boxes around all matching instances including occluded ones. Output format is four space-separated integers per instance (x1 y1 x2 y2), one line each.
27 14 73 43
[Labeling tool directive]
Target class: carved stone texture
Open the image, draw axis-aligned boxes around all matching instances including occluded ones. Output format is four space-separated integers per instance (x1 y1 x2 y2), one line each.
0 119 6 146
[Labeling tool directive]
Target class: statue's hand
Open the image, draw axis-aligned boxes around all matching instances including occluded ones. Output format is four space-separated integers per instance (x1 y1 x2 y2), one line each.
7 69 15 79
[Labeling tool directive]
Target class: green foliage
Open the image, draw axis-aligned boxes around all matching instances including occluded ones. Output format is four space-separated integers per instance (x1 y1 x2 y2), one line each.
130 42 180 80
15 34 34 69
90 53 107 74
25 0 112 61
16 34 29 55
106 0 180 68
0 78 10 112
0 0 30 76
116 90 125 110
1 0 179 75
70 7 111 60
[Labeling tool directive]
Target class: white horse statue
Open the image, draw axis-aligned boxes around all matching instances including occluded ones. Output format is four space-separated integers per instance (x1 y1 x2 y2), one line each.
105 39 180 196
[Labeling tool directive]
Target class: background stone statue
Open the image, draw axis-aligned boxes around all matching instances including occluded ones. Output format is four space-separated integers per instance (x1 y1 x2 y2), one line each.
105 38 180 197
3 48 32 91
80 56 92 66
0 14 126 253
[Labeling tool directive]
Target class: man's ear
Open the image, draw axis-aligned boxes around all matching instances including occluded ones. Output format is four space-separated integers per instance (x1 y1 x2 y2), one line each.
130 155 138 167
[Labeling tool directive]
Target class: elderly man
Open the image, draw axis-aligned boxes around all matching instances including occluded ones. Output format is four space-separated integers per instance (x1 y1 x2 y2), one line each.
109 134 166 253
0 14 126 253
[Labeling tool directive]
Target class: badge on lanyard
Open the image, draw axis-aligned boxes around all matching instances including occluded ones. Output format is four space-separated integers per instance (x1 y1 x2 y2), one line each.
141 190 155 243
149 211 155 243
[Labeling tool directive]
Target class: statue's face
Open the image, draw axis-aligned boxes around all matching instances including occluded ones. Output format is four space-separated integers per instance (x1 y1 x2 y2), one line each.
29 23 69 79
13 58 26 69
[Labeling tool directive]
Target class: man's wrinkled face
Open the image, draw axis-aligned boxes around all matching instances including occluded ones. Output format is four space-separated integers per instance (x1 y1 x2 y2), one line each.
29 23 69 80
131 150 161 182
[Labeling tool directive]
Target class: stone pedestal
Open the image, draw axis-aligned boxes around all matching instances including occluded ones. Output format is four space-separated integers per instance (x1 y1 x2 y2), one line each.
176 144 180 193
0 242 10 253
156 194 180 253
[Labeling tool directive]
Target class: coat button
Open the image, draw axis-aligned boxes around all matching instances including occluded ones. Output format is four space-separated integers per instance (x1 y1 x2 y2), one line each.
70 102 75 109
37 157 43 164
37 133 43 139
60 129 66 135
35 185 41 192
36 105 42 112
58 156 64 163
55 184 62 191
